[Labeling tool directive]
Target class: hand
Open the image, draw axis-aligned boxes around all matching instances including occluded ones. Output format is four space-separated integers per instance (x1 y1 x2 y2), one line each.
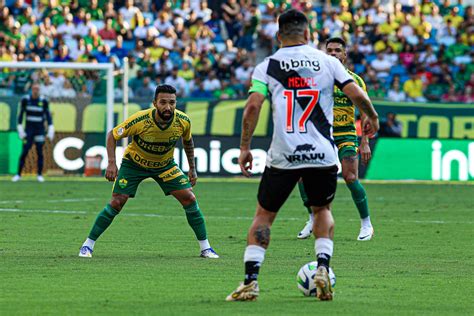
17 124 26 140
105 162 118 182
359 142 372 165
363 116 379 138
47 125 55 141
238 148 253 177
188 168 197 186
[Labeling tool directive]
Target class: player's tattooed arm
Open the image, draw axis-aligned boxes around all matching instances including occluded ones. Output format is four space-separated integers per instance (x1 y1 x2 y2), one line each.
253 224 270 248
183 137 198 185
342 82 379 136
240 92 265 149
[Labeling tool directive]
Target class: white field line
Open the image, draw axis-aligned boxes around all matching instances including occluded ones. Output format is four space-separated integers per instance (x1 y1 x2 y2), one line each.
0 198 98 204
0 208 473 224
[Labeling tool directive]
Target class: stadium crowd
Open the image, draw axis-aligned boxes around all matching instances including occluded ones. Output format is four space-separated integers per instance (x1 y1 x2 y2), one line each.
0 0 473 103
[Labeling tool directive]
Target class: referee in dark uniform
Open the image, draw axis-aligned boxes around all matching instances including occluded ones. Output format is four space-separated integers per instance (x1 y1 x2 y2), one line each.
12 83 54 182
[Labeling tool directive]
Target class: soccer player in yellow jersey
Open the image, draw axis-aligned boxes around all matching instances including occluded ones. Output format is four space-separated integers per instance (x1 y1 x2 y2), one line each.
79 84 219 258
297 38 374 241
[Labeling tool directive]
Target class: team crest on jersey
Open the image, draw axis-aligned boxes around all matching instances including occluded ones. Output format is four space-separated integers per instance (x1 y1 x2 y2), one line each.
118 178 128 188
179 178 188 185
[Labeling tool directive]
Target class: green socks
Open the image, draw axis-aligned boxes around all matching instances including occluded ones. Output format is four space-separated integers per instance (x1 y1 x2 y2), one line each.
184 201 207 241
298 181 313 215
347 180 370 219
88 204 120 240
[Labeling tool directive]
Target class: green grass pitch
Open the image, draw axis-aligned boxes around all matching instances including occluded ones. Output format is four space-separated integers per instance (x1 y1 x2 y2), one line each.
0 177 473 315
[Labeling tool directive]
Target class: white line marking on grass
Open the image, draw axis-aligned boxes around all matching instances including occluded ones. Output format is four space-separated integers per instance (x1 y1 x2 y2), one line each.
0 200 24 204
0 198 97 205
1 208 473 224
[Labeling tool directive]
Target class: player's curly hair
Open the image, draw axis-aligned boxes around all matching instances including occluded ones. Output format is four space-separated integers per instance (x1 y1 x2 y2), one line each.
154 84 176 100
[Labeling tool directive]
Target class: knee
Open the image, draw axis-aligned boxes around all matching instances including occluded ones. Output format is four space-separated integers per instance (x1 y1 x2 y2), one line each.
181 192 197 207
110 195 128 211
343 172 357 184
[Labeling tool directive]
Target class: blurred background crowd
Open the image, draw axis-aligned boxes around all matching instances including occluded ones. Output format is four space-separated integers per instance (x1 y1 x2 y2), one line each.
0 0 473 103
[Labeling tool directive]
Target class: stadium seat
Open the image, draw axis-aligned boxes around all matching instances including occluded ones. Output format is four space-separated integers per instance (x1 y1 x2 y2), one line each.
390 65 407 76
354 63 366 74
365 54 377 63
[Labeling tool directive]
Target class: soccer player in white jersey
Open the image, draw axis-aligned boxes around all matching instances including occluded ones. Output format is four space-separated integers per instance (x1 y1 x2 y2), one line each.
226 9 379 302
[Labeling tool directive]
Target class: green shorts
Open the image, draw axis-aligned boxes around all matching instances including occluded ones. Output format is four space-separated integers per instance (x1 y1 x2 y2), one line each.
112 159 191 198
334 135 359 161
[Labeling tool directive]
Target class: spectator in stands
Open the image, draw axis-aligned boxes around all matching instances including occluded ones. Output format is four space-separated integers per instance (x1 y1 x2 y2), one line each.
441 85 459 102
164 67 187 97
379 112 402 138
221 0 242 42
98 18 117 40
203 70 221 93
387 81 407 102
191 77 213 98
134 76 154 98
53 45 72 62
425 75 447 102
404 72 427 102
370 52 393 80
119 0 141 25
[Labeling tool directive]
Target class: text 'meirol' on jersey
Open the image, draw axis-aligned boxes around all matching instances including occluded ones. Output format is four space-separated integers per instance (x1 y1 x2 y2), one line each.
250 44 354 169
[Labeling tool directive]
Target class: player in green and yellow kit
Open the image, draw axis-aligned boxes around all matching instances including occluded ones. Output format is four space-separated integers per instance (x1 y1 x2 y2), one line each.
297 37 374 241
79 84 219 258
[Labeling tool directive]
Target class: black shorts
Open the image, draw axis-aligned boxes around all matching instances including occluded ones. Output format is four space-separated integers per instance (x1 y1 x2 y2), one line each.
257 165 338 213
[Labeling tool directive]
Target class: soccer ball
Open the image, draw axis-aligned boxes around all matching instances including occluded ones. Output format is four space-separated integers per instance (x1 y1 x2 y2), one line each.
296 261 336 296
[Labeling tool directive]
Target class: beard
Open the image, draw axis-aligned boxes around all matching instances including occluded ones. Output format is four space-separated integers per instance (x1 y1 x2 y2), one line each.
158 109 174 121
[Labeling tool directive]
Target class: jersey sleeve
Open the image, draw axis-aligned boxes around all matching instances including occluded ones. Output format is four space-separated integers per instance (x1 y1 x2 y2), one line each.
43 98 53 125
331 58 354 90
248 60 269 96
182 118 192 142
354 74 367 92
112 111 146 140
17 97 27 124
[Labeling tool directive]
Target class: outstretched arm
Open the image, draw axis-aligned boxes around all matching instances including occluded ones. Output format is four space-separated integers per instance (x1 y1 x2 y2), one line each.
239 92 265 177
343 82 379 136
182 137 197 186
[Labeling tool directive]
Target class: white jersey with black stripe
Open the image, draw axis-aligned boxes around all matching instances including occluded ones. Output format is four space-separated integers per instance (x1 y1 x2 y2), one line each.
251 44 354 169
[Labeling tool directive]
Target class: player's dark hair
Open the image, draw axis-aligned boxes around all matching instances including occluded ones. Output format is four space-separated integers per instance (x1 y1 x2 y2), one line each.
278 9 308 37
154 84 176 100
326 37 346 48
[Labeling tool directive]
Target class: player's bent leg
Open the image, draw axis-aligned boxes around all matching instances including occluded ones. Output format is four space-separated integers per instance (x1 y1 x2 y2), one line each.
341 156 374 241
79 194 128 258
171 189 218 258
312 204 335 301
227 204 276 301
297 179 314 239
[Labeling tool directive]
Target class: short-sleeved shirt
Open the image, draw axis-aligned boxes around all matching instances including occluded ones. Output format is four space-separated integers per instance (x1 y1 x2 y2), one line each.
113 108 192 169
333 70 367 138
249 44 354 169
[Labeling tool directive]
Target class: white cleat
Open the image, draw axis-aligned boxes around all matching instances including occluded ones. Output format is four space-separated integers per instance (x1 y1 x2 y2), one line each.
79 246 93 258
37 175 45 182
297 220 313 239
200 248 219 259
226 281 259 301
357 226 374 241
11 175 21 182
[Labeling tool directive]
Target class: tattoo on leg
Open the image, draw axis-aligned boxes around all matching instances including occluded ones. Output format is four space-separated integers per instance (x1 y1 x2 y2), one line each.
253 225 270 247
342 155 358 163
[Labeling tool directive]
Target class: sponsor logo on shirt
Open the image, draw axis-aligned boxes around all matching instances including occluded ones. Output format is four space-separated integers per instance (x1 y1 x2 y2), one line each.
285 143 325 164
280 59 320 72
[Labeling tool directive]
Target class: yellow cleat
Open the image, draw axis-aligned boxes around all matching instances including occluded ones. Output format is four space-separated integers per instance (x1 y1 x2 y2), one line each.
226 281 259 301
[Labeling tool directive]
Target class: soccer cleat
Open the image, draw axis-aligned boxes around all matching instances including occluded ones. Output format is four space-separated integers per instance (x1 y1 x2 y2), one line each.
315 266 333 301
357 226 374 241
200 248 219 259
11 175 21 182
226 281 259 301
297 220 313 239
37 175 45 182
78 246 93 258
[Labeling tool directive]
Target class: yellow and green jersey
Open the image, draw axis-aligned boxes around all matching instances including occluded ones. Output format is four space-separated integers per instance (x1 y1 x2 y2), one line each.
113 108 192 169
333 70 367 138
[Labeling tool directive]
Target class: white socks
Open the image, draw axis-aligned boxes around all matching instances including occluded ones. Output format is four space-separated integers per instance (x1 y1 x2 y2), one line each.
361 216 372 228
308 212 314 222
198 239 211 251
315 238 334 257
244 245 266 264
83 238 95 250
